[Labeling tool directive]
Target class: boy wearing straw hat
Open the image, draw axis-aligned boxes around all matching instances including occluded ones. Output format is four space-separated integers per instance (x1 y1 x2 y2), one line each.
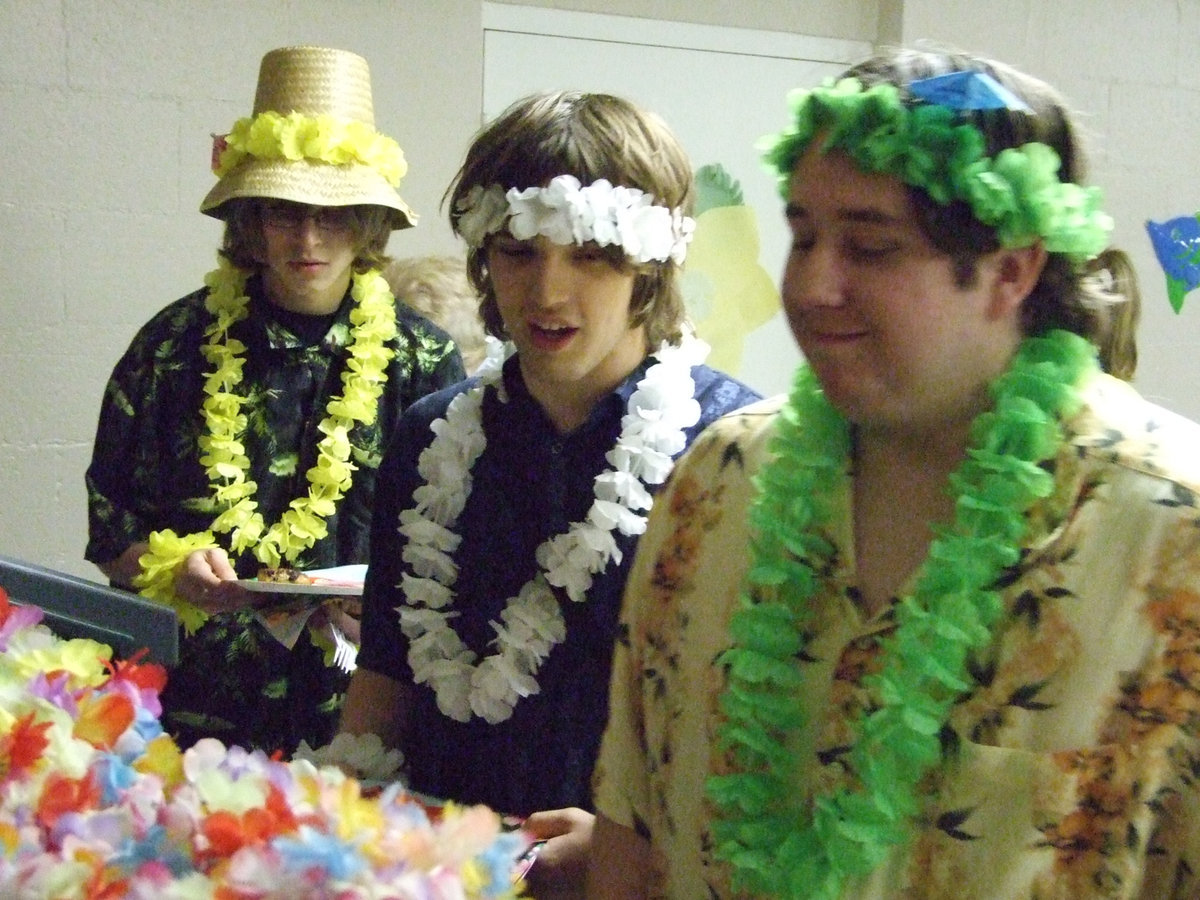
84 46 465 755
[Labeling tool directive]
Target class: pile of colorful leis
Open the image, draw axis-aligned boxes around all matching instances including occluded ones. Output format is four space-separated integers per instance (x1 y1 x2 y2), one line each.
759 77 1112 261
0 586 527 898
213 111 408 187
454 175 695 265
707 329 1097 898
134 260 398 632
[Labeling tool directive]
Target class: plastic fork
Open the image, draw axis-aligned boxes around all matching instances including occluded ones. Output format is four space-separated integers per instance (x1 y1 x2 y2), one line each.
330 623 359 673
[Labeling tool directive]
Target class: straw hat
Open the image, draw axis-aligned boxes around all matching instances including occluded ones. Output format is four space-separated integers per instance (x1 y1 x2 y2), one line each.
200 46 416 229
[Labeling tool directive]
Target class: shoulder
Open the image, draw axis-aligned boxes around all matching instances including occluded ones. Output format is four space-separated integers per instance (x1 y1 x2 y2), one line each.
376 302 468 394
696 393 783 443
1071 373 1200 491
387 301 463 367
399 376 481 425
391 302 454 345
678 393 785 475
112 287 212 366
690 365 764 424
138 287 212 334
378 378 480 471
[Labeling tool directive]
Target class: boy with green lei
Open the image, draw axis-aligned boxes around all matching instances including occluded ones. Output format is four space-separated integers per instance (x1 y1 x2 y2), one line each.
588 48 1200 899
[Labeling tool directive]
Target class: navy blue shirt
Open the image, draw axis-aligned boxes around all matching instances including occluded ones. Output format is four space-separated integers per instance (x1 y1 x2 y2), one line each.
358 354 760 815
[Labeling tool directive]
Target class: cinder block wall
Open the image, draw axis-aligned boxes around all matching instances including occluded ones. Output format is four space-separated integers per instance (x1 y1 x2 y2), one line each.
2 0 1196 582
0 0 484 577
897 0 1200 427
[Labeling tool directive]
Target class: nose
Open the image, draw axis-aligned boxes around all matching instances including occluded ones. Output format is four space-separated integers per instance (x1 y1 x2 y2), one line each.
528 247 572 309
782 242 846 311
294 216 324 244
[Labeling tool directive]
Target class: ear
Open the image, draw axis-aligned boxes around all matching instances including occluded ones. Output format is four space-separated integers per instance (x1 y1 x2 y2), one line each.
986 242 1048 320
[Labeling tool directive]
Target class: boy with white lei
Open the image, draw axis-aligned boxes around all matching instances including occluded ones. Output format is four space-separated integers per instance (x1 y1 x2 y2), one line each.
337 91 759 896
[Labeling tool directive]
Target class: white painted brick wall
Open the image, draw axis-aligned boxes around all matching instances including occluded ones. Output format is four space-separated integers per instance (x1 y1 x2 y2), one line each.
2 0 1197 583
899 0 1200 419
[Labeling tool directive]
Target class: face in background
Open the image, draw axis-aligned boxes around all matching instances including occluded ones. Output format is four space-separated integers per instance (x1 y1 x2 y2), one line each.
486 233 646 421
781 144 1027 437
259 201 358 314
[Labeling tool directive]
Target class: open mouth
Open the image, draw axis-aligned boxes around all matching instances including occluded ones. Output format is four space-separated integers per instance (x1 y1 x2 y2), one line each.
529 323 578 348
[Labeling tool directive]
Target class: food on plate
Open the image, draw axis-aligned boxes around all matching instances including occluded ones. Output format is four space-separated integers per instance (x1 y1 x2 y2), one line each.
257 566 314 584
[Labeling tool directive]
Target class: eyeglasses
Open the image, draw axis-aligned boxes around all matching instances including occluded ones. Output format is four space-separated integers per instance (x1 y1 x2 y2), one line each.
260 203 355 234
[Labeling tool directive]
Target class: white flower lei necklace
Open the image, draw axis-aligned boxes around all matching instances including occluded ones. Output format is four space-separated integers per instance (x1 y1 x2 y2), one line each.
135 259 398 633
397 335 709 723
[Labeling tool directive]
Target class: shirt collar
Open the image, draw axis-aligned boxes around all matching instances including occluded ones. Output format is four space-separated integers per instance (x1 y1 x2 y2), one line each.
247 274 355 350
499 352 655 433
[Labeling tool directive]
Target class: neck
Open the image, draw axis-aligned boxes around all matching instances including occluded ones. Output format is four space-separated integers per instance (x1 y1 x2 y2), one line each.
851 423 967 618
520 344 649 434
264 268 354 315
854 414 973 480
850 345 1010 472
524 379 608 433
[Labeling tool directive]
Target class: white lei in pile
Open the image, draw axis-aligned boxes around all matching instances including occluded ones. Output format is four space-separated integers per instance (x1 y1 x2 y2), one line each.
396 337 709 723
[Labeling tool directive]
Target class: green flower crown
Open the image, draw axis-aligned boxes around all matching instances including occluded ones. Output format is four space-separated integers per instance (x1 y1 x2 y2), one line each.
759 77 1112 262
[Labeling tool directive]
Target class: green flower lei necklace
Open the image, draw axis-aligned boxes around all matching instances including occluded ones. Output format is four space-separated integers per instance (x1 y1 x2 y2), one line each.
707 328 1097 899
134 259 398 633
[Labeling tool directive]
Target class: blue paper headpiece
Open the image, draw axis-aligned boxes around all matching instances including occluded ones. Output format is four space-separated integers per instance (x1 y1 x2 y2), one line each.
1146 215 1200 313
908 71 1032 112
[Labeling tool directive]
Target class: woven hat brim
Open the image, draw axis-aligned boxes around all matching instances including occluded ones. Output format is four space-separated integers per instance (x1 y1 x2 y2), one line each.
200 158 417 230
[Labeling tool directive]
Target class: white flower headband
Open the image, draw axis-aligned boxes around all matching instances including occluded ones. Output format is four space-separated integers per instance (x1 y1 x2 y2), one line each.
454 174 695 265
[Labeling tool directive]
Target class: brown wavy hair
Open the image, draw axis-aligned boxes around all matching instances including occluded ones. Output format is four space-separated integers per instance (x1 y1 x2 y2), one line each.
444 90 694 349
842 46 1111 341
218 199 393 273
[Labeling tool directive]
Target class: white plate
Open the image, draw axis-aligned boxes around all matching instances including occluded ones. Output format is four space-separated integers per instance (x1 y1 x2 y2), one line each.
240 564 367 596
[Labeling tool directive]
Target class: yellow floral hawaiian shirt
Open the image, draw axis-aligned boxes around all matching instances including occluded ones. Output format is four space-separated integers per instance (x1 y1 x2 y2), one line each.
593 372 1200 899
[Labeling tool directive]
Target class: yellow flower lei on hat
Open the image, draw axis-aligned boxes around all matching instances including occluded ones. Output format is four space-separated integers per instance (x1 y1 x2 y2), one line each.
214 111 408 186
134 259 398 633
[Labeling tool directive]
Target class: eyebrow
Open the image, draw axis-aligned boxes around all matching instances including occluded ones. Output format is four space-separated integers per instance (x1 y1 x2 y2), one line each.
785 201 906 227
263 200 324 213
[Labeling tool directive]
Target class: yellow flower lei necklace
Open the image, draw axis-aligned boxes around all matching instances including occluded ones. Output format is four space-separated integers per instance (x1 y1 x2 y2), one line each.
134 259 398 633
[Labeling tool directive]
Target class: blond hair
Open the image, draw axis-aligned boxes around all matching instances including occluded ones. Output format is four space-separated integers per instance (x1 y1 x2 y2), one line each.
220 198 393 273
1088 248 1141 381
